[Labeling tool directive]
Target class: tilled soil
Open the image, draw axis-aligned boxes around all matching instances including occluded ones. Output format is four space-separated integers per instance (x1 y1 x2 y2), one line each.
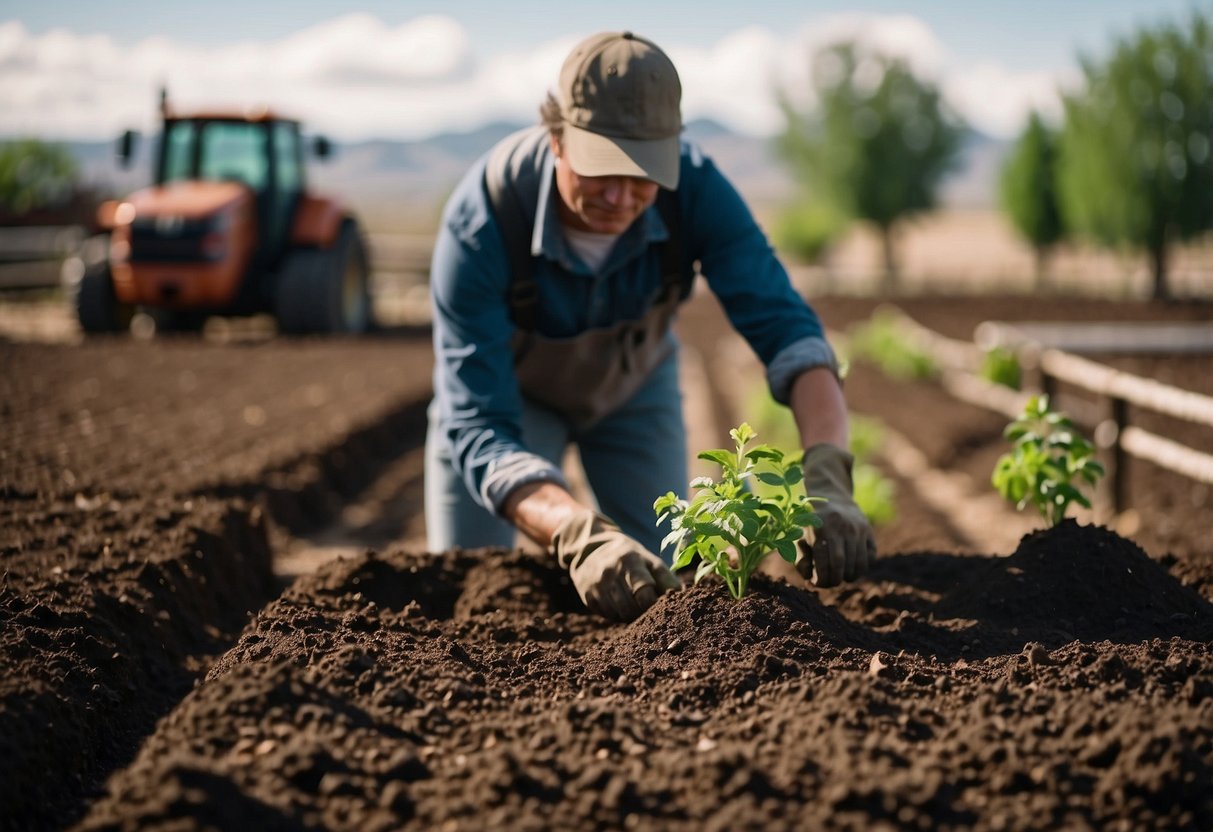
1 331 434 830
2 293 1211 831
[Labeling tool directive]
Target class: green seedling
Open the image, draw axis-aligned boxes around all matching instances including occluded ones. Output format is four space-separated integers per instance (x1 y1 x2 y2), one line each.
848 414 885 463
846 307 938 381
847 415 896 525
853 463 897 526
654 423 822 600
992 394 1105 527
980 346 1022 390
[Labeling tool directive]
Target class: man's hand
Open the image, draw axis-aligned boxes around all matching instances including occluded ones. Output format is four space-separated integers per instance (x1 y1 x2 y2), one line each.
797 443 877 587
551 510 681 621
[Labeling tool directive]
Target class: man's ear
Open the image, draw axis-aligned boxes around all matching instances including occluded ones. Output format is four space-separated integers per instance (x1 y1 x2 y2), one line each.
548 132 562 160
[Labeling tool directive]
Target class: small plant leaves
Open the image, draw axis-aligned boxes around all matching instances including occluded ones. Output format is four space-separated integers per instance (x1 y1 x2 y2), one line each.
698 449 734 468
992 395 1106 527
654 423 822 599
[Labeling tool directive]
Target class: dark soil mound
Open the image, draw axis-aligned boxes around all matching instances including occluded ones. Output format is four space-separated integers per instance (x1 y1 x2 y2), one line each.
935 520 1213 647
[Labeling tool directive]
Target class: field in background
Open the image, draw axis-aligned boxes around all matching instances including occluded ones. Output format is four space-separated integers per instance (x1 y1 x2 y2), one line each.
3 199 1211 345
357 201 1213 305
30 117 1213 304
791 209 1213 300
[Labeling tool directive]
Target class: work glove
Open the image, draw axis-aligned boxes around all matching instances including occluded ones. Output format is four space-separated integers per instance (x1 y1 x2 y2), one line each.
551 509 681 622
797 443 877 587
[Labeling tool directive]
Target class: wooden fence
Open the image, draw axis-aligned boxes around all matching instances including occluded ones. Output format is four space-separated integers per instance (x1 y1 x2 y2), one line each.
0 227 436 290
0 225 85 289
887 308 1213 516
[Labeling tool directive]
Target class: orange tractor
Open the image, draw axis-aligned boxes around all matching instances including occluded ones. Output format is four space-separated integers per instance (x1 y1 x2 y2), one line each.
74 94 372 334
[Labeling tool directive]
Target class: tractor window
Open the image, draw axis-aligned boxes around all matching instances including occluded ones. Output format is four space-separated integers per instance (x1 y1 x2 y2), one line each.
273 122 302 194
264 121 302 258
198 122 268 190
162 121 197 183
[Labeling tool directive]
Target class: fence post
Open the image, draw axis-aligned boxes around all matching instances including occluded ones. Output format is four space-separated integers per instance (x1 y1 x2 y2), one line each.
1094 396 1128 519
1018 342 1049 400
1040 370 1058 406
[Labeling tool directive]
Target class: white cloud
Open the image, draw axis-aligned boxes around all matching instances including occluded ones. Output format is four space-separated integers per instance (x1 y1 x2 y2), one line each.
271 13 471 84
0 15 485 140
944 63 1078 136
803 12 946 78
0 14 1069 143
671 26 788 138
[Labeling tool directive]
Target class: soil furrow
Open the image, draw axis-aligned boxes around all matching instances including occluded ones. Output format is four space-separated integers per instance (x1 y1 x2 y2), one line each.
0 499 274 831
1 334 436 830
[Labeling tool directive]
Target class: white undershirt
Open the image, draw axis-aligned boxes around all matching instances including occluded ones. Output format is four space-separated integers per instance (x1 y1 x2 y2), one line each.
562 224 621 274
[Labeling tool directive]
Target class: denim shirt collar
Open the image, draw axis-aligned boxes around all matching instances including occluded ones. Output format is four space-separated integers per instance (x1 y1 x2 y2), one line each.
532 150 670 278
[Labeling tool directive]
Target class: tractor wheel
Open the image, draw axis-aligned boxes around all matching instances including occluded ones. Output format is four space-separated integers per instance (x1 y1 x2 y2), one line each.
74 261 134 334
275 221 372 335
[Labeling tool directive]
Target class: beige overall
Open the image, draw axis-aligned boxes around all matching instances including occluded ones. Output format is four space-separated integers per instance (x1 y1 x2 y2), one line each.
511 284 683 430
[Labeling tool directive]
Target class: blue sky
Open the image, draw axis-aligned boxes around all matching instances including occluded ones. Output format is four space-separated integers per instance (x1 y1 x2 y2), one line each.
0 1 1204 141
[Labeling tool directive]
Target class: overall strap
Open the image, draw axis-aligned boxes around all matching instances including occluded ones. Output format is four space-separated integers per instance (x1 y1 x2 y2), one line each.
654 186 687 302
484 135 541 331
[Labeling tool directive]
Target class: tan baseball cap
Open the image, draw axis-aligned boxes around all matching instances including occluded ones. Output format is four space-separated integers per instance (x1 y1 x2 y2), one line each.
558 31 683 190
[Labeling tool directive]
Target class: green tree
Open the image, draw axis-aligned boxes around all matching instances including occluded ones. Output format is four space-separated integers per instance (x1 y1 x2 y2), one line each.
778 42 965 292
1057 12 1213 300
1000 111 1066 289
0 140 79 216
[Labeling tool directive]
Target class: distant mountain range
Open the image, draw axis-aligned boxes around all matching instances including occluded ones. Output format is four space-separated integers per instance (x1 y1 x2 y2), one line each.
60 119 1007 218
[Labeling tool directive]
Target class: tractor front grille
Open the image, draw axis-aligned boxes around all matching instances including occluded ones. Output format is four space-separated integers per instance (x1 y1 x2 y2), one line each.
129 217 222 262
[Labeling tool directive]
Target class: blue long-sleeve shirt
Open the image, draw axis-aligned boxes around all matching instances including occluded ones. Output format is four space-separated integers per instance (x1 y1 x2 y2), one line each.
430 127 837 515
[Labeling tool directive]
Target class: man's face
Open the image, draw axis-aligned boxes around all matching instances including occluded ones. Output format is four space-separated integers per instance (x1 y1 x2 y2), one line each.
550 134 660 235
